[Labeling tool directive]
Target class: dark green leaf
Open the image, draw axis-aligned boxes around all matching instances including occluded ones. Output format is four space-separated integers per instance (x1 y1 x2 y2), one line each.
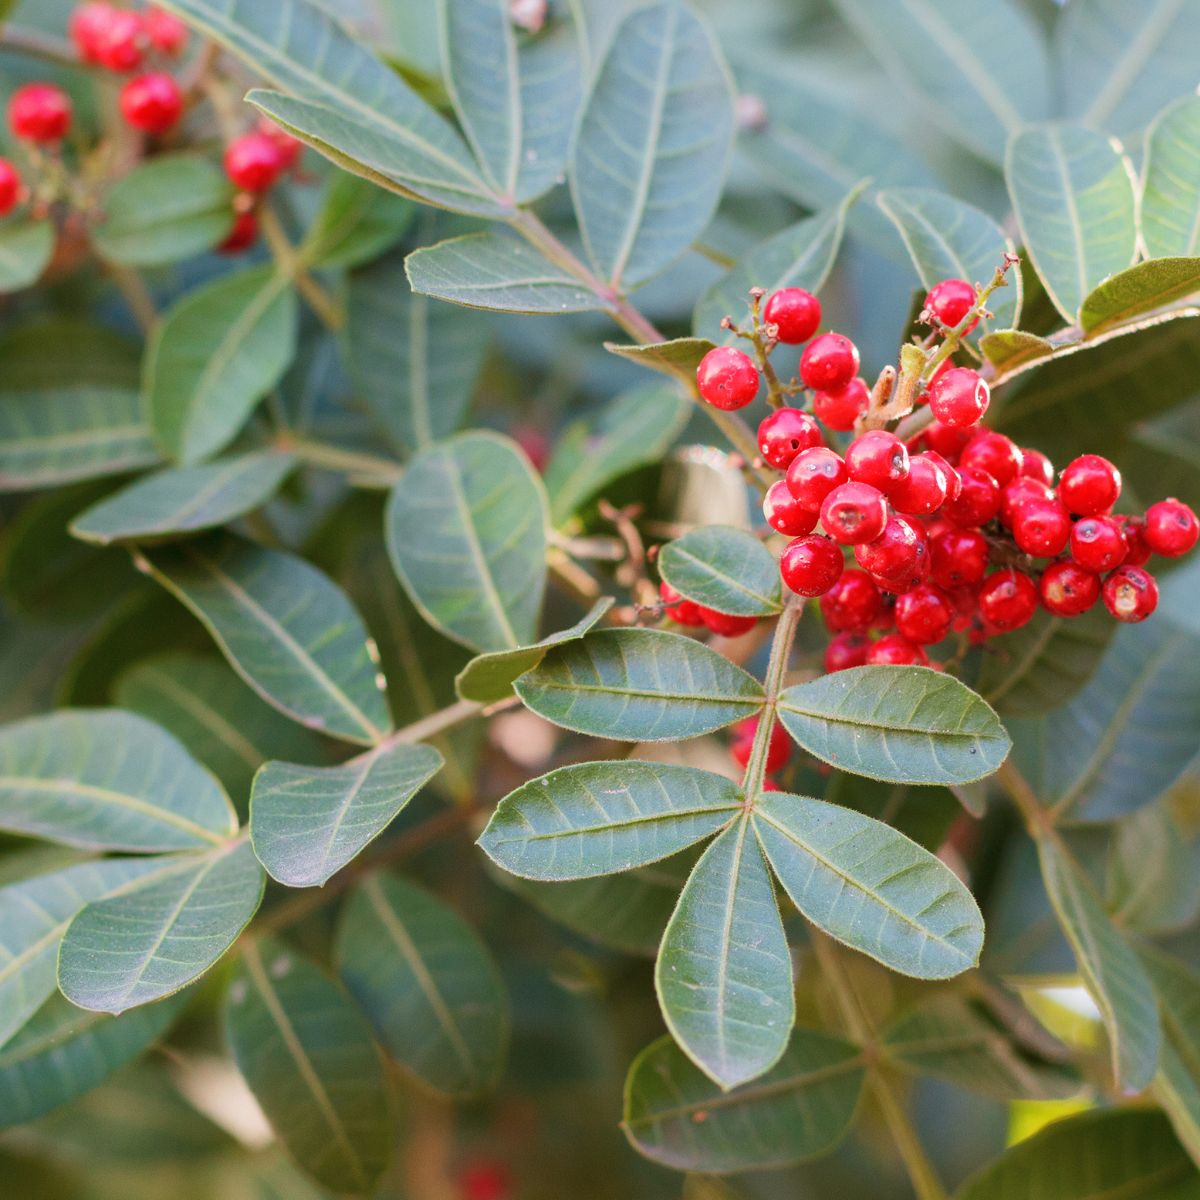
478 760 741 880
516 628 765 741
777 666 1010 786
659 526 782 617
300 173 414 270
1142 96 1200 260
0 218 54 293
824 771 965 851
336 872 509 1096
1108 796 1200 934
1140 946 1200 1166
386 432 549 652
1080 257 1200 334
250 742 443 887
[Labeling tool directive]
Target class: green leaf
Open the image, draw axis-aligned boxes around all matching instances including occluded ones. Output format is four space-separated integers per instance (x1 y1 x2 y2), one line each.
881 995 1079 1102
91 155 235 267
0 857 175 1048
1009 622 1200 821
438 0 580 203
956 1108 1196 1200
386 432 549 652
693 204 850 344
657 816 793 1090
154 0 499 215
0 992 187 1129
345 248 490 453
605 338 715 383
146 266 299 465
1080 257 1200 334
69 451 296 546
1108 797 1200 934
0 386 159 492
979 329 1054 373
336 873 509 1097
58 840 265 1014
250 742 443 887
753 791 984 979
140 534 394 747
455 597 613 704
0 218 54 293
622 1028 865 1173
876 188 1020 331
478 760 741 880
1142 96 1200 260
544 383 691 527
976 605 1115 718
777 666 1010 786
1055 0 1200 140
516 628 765 741
829 0 1051 165
225 938 393 1195
825 770 966 850
405 230 605 314
300 173 414 270
0 709 236 852
1006 123 1138 322
1037 838 1159 1091
659 526 782 617
570 0 734 290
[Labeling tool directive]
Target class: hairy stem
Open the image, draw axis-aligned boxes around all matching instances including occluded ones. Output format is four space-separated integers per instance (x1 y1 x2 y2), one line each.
740 599 803 798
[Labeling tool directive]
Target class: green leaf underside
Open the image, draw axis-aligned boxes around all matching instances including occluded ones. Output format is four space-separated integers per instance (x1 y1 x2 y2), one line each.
0 709 235 852
386 432 549 653
777 665 1010 785
980 329 1055 373
251 742 444 887
753 792 983 980
1140 946 1200 1164
455 598 614 704
58 840 265 1015
604 338 715 382
1080 257 1200 334
301 173 414 270
657 817 794 1089
516 628 765 742
1037 839 1160 1092
225 938 393 1195
1108 800 1200 936
1006 122 1138 322
336 873 509 1097
570 1 734 289
659 526 783 616
140 534 393 747
478 761 742 881
622 1028 865 1173
0 218 54 293
70 451 297 545
0 991 188 1129
1142 96 1200 260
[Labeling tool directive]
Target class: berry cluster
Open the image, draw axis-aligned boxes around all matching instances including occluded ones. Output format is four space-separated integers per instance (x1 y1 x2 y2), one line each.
685 279 1198 674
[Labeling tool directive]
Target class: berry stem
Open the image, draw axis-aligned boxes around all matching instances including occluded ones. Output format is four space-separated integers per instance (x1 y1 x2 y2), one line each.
739 598 803 799
280 435 404 486
745 288 788 409
259 204 346 330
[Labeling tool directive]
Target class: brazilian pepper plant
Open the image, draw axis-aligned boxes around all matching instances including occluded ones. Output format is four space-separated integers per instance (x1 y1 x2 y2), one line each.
3 1 1200 1198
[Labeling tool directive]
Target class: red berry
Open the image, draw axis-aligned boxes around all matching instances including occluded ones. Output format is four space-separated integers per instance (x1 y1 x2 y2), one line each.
999 476 1054 528
119 72 183 134
1102 566 1158 623
930 528 989 589
926 278 979 332
1069 515 1127 573
219 208 259 254
1119 516 1153 566
143 7 189 56
700 608 758 638
1012 497 1071 558
855 514 925 584
866 634 928 666
69 2 117 63
731 717 791 772
257 118 304 169
1039 560 1100 617
959 431 1023 487
978 568 1038 633
780 535 844 597
894 583 954 644
459 1160 511 1200
8 84 72 143
763 287 821 344
1058 454 1121 517
923 451 962 502
800 333 859 392
757 407 822 469
943 465 1001 528
890 453 950 515
821 482 888 545
824 632 870 673
846 430 910 493
0 159 22 217
1143 498 1199 557
820 569 883 632
224 132 288 194
763 480 818 536
1020 448 1055 486
660 581 704 628
929 367 989 428
94 8 147 71
813 378 868 431
922 419 974 462
786 446 847 509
